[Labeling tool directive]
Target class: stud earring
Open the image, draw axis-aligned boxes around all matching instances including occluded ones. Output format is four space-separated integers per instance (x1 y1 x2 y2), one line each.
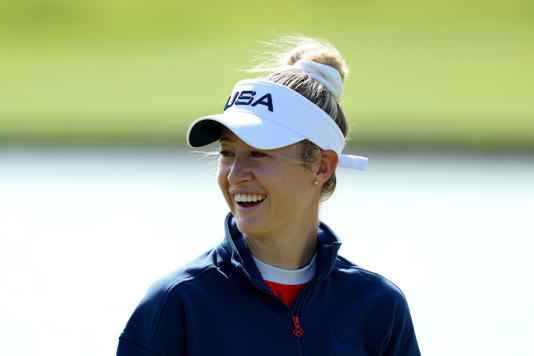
313 179 319 185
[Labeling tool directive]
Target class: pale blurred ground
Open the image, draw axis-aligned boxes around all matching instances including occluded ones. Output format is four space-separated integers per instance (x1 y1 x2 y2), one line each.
0 147 533 356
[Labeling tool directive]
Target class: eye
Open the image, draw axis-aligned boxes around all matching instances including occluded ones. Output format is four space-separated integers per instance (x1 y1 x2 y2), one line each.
218 150 234 158
250 151 268 158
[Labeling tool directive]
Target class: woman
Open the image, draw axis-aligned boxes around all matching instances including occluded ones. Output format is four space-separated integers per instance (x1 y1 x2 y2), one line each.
117 37 420 355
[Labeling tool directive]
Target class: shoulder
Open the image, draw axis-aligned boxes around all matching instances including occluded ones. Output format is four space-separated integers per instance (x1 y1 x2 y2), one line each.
144 246 225 303
148 248 225 297
332 255 409 306
119 246 229 348
330 256 420 354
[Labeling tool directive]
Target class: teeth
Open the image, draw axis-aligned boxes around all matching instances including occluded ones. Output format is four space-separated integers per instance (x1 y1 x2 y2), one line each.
234 194 266 203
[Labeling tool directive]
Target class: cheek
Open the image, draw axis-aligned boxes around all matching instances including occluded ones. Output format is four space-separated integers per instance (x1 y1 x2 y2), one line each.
217 164 233 206
217 164 227 191
267 170 313 203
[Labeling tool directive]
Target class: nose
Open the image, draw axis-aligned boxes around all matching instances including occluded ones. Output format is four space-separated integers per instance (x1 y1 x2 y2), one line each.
227 154 254 185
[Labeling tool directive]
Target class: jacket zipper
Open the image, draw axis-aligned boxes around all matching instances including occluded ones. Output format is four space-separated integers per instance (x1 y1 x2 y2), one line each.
292 316 304 338
290 247 336 353
237 259 335 355
290 286 312 356
291 288 307 337
238 267 306 354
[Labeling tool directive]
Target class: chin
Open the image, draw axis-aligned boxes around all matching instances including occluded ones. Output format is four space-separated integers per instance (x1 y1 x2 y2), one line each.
234 216 266 238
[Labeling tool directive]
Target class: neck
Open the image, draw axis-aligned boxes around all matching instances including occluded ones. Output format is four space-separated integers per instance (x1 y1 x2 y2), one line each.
244 222 318 270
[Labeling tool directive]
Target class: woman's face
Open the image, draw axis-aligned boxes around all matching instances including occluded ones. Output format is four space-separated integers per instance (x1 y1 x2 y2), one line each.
217 129 320 241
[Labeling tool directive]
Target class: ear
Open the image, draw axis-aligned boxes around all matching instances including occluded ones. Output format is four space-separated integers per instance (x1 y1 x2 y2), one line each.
315 150 338 185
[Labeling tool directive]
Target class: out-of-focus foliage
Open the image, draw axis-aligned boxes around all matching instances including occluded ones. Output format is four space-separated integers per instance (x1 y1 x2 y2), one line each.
0 0 533 149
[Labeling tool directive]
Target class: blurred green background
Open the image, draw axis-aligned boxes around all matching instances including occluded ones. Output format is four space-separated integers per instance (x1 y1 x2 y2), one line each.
0 0 532 150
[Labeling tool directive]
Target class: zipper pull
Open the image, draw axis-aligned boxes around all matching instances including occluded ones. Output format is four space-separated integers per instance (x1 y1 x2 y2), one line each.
292 316 304 338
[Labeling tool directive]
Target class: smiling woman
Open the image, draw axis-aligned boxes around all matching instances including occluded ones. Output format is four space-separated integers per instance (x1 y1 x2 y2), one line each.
116 36 420 356
217 129 331 267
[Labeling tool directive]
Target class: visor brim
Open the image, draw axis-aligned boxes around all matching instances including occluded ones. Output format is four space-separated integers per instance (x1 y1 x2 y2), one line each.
187 111 305 150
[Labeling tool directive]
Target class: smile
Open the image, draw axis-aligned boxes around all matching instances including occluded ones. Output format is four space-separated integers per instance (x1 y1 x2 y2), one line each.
233 194 266 207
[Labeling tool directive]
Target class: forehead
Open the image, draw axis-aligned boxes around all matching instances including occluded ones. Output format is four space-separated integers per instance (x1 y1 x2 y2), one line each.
219 128 302 155
218 128 243 144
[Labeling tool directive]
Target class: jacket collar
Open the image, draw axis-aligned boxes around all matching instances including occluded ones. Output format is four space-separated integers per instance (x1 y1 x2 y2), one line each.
218 213 342 286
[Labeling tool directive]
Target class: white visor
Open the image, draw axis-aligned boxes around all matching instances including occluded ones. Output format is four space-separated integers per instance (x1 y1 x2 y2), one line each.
187 79 367 171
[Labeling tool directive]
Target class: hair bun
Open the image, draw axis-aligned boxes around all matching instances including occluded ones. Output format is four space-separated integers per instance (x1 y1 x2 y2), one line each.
281 38 348 100
283 39 348 81
248 36 349 100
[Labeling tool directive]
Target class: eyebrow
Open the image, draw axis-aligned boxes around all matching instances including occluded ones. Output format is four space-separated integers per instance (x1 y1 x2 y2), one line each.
219 137 234 144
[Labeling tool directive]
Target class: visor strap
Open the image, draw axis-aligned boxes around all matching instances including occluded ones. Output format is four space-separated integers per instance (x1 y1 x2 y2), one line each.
338 154 368 171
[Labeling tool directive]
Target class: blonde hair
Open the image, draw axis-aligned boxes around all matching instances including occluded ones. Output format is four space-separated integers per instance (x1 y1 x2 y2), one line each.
250 35 349 199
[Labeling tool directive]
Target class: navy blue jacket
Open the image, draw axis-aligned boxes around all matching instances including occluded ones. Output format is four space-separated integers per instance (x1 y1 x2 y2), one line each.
117 214 420 355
